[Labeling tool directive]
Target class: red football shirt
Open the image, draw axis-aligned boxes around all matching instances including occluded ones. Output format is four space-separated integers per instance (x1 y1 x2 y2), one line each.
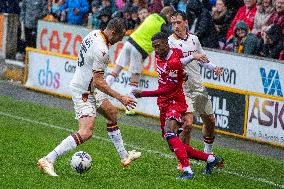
141 48 187 108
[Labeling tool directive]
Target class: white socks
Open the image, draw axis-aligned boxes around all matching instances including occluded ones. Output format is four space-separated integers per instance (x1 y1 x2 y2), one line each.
183 166 193 174
207 155 215 163
204 142 213 154
46 136 77 163
108 129 128 160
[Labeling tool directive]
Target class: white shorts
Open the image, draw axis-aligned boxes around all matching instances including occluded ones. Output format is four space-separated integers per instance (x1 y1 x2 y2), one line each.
185 91 213 115
93 89 108 108
71 90 96 120
116 41 143 74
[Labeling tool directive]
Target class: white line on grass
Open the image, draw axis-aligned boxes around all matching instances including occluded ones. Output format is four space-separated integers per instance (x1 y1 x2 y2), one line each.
1 111 283 188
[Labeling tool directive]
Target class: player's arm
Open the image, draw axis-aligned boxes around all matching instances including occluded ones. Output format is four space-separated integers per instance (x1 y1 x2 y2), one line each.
136 82 179 98
133 59 181 98
200 62 223 76
180 53 208 65
92 71 136 109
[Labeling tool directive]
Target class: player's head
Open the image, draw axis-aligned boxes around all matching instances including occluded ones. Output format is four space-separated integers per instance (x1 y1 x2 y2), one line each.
171 10 188 38
152 32 170 59
105 17 127 45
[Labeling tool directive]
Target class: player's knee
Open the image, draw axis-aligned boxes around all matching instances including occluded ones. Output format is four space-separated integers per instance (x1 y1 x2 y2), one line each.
208 114 215 125
108 106 118 123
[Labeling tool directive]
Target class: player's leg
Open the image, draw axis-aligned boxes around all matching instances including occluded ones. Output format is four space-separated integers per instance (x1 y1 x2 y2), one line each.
184 144 224 174
193 93 215 154
179 112 193 144
161 104 194 179
95 91 141 166
179 93 195 145
38 93 96 176
200 114 215 154
106 42 131 86
164 119 194 179
125 44 144 115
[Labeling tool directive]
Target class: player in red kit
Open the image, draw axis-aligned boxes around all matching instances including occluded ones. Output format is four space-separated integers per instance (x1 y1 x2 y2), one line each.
133 32 223 179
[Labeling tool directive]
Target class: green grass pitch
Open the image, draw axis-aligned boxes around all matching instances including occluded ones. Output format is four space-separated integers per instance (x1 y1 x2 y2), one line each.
0 96 283 189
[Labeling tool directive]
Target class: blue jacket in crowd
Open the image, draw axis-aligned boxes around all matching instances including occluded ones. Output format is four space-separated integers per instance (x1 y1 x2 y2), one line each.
60 0 90 25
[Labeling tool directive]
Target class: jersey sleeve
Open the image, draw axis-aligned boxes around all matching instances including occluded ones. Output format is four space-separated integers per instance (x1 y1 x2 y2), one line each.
92 48 109 72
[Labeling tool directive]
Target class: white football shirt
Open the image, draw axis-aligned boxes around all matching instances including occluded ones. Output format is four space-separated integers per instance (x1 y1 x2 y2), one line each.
168 33 206 93
70 30 109 94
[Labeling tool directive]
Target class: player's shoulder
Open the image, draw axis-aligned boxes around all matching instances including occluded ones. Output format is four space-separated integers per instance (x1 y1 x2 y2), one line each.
168 33 178 42
170 48 183 58
187 33 199 41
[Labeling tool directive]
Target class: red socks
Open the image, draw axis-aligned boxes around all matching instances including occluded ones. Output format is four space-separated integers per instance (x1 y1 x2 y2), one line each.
167 136 190 167
184 144 209 161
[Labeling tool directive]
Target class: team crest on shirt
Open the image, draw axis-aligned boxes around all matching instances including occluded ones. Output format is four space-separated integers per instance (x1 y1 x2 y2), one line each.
169 70 178 78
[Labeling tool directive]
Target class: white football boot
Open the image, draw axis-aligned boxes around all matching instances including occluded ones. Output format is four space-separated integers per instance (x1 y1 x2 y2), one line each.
38 157 58 176
121 150 141 166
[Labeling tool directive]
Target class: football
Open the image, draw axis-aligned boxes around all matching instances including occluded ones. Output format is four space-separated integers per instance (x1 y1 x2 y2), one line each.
70 151 92 174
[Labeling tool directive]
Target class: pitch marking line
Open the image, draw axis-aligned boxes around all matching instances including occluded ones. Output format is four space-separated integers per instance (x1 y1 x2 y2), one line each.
1 111 283 188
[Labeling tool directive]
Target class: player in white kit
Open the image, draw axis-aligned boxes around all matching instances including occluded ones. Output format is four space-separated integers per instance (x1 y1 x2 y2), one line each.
38 18 141 176
168 11 223 156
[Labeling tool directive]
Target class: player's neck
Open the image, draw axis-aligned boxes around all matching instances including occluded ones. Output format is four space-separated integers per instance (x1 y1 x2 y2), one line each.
101 30 111 46
174 32 188 40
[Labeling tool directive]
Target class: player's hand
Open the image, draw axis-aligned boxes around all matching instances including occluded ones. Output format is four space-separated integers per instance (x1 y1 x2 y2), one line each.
214 67 224 76
119 96 137 110
132 90 142 98
193 53 209 63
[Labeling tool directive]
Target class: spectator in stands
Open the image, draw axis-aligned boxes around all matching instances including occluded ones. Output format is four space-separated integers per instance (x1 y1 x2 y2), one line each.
258 24 283 59
131 6 141 28
212 0 236 49
133 0 148 9
91 1 101 29
20 0 48 48
115 0 125 10
177 0 188 12
186 0 219 48
252 0 274 38
225 0 244 12
98 7 112 30
232 21 259 55
100 0 116 14
0 0 20 14
148 0 163 13
48 0 66 22
59 0 89 25
226 0 257 43
122 4 135 29
266 0 284 36
138 7 150 22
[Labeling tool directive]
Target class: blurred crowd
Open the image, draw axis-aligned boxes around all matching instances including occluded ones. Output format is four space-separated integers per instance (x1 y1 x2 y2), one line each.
0 0 283 60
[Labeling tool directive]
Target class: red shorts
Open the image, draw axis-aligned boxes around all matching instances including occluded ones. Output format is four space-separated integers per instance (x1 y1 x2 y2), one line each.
159 101 187 137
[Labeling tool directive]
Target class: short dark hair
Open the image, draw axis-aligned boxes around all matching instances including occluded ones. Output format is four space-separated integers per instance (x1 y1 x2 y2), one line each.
106 17 127 34
172 10 187 21
151 32 169 42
